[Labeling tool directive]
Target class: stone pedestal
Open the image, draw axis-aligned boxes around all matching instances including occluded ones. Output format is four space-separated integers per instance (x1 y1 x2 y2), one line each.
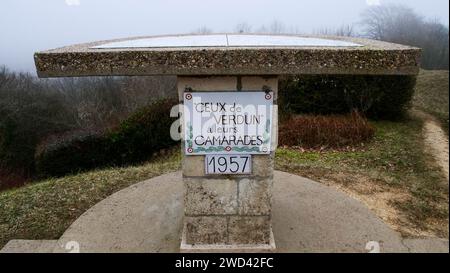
178 76 277 252
33 34 421 254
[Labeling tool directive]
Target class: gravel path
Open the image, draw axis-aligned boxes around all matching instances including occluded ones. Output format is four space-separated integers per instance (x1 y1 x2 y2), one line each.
422 114 449 183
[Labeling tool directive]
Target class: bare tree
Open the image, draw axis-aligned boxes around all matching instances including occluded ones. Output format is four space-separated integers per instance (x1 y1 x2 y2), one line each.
234 22 252 33
420 19 450 69
253 21 286 34
0 66 14 89
361 5 423 42
315 24 356 37
0 66 178 187
255 25 269 34
192 26 213 34
361 4 449 69
269 20 286 34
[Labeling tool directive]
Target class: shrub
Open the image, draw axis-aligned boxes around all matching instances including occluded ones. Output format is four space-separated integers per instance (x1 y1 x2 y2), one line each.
35 98 179 177
108 98 179 165
278 111 375 149
278 74 417 120
35 130 110 177
0 169 28 191
0 69 76 188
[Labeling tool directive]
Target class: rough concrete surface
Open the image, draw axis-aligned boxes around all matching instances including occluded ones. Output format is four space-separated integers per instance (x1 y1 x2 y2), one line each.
2 171 447 253
34 34 420 77
54 172 184 253
184 178 238 215
228 216 272 245
0 240 58 253
402 238 449 253
238 178 273 215
180 228 276 253
184 216 228 245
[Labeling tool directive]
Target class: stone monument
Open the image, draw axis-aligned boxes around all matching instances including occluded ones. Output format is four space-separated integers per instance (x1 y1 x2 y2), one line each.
34 34 420 252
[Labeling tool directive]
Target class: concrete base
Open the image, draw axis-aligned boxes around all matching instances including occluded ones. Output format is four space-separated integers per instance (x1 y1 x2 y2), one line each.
0 240 57 253
180 227 276 253
1 171 448 253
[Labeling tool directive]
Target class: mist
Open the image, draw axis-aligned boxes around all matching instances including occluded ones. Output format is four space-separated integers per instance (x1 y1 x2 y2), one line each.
1 0 449 73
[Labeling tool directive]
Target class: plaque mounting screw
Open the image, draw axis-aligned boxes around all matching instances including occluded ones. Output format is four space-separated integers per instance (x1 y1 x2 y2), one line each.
262 85 272 94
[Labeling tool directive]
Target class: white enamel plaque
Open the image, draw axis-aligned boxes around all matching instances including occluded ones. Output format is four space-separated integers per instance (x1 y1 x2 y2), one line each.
205 155 252 174
183 91 273 155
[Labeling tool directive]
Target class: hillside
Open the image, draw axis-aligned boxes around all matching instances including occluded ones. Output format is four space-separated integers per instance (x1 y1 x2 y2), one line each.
413 70 449 133
0 70 449 249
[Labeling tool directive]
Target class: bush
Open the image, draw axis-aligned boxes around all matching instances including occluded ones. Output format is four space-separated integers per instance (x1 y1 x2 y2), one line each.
278 111 375 148
35 130 110 177
0 99 74 174
278 74 417 120
35 98 178 177
0 67 179 188
0 169 28 191
0 69 76 188
108 98 179 165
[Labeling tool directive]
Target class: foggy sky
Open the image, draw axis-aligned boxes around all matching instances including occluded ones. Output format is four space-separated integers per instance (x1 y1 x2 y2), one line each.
1 0 449 73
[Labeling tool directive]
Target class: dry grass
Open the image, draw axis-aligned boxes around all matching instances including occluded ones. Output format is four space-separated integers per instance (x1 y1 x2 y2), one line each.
274 70 450 238
0 70 448 249
279 111 375 149
276 116 449 238
0 148 181 249
0 118 447 249
413 69 449 133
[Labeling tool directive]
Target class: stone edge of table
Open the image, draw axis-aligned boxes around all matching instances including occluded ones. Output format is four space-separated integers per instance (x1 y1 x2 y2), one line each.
34 35 421 77
180 227 277 253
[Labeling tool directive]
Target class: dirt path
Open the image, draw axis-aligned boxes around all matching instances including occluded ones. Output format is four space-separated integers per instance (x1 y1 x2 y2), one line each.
420 112 449 183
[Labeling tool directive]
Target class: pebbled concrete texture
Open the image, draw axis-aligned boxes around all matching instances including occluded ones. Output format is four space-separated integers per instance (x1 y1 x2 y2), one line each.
2 171 448 253
34 34 420 77
184 177 238 215
184 216 228 245
238 178 273 215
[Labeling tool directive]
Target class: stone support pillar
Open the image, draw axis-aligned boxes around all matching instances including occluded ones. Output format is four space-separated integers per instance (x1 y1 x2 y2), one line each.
178 76 277 252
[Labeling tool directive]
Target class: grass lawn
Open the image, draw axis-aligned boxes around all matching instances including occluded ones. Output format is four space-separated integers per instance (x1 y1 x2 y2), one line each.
1 117 447 249
276 116 448 238
413 69 449 133
277 69 449 238
0 150 180 249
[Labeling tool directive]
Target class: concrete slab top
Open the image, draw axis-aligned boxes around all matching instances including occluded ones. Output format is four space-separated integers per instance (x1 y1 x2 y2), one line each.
34 34 421 77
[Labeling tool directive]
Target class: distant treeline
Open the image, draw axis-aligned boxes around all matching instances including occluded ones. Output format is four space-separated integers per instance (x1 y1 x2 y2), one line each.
0 66 417 189
361 5 449 70
0 66 177 189
199 4 449 70
1 3 447 189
